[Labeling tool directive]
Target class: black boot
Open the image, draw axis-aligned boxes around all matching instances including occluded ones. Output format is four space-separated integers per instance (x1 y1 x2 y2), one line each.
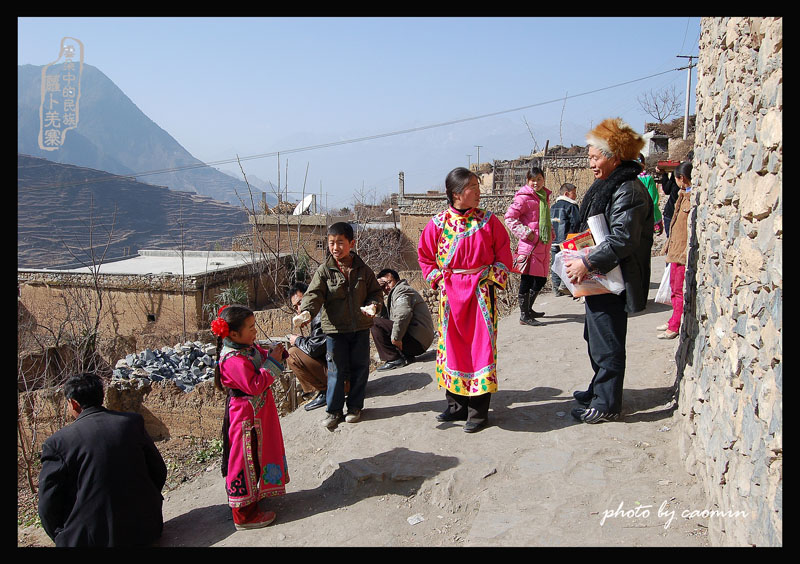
529 290 544 318
518 294 542 326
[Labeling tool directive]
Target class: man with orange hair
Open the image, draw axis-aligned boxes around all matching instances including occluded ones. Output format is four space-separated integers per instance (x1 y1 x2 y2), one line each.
565 118 654 424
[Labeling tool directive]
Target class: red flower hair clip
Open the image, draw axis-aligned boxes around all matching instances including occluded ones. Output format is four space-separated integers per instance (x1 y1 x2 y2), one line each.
211 316 230 339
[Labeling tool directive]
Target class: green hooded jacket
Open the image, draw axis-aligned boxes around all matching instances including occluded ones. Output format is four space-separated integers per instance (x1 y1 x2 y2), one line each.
300 252 383 334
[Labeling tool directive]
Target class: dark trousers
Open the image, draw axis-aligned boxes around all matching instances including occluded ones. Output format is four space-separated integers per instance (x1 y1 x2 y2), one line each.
326 330 370 414
519 274 546 295
582 292 628 414
444 390 492 426
286 346 327 394
370 317 427 361
550 245 564 290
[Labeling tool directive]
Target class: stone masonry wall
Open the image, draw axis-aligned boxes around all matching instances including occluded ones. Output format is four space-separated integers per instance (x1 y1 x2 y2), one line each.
676 17 781 546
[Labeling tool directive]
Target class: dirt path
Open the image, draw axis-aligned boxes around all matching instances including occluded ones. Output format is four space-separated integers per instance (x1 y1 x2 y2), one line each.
21 256 711 547
149 255 708 547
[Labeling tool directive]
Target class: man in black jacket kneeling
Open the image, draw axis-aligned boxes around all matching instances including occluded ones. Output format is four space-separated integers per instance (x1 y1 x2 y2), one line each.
287 282 331 411
38 371 167 547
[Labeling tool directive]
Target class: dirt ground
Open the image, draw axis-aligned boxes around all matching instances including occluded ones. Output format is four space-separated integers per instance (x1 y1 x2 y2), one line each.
19 255 713 547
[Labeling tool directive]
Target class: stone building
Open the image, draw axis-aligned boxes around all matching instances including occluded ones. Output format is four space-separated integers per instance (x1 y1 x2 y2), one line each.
676 17 781 546
490 152 594 197
241 213 350 265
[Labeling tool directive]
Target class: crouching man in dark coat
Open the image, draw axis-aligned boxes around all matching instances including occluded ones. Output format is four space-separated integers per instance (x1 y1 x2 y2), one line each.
38 371 167 547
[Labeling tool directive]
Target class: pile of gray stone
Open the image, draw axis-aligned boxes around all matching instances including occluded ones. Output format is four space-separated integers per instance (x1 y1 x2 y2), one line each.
112 341 218 392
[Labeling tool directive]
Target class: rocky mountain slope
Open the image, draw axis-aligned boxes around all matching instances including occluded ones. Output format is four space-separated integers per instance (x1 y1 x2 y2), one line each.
17 154 250 269
18 63 274 206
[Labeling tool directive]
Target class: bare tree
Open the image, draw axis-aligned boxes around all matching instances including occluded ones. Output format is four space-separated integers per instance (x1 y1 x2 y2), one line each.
637 85 682 123
350 185 414 273
18 195 118 497
522 115 540 154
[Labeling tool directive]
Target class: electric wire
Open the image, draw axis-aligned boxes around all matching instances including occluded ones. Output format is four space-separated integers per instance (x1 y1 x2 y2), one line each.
21 66 684 191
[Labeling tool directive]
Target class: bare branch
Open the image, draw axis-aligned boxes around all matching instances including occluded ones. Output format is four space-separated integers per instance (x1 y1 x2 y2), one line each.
637 85 682 123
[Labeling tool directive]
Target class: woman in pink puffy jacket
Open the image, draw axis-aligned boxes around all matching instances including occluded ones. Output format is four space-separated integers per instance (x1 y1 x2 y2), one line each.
504 167 554 326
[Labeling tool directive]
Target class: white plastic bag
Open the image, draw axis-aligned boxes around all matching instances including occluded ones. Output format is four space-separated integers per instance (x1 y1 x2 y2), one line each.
655 266 671 304
552 248 625 297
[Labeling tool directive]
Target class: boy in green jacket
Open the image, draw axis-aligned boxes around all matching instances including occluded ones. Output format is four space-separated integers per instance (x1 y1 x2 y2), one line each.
297 222 383 429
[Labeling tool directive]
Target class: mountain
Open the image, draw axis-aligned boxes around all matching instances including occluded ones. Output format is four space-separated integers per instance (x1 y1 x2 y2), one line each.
18 63 276 207
17 154 251 269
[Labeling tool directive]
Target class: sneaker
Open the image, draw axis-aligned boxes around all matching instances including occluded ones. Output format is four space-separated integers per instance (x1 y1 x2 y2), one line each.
321 411 343 429
344 409 361 423
656 323 669 331
377 357 408 371
234 510 276 530
303 390 327 411
572 389 593 406
571 406 619 424
657 330 679 340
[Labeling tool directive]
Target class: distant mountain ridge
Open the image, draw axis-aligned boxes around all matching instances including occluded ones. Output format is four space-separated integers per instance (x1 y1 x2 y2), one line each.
17 154 250 269
18 63 275 206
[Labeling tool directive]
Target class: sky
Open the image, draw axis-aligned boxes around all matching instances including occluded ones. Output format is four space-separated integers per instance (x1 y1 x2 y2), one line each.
18 16 701 211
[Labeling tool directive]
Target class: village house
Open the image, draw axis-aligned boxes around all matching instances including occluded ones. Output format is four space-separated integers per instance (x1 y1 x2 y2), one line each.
240 212 351 266
17 249 288 339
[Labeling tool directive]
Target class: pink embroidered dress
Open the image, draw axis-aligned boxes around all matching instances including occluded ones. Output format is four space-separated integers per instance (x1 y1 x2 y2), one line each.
417 207 512 396
219 342 289 508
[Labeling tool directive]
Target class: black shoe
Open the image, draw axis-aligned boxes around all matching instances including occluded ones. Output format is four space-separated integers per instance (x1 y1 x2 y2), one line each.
571 406 620 424
572 389 593 406
463 420 488 433
303 390 327 411
519 314 543 326
377 357 408 371
436 410 468 422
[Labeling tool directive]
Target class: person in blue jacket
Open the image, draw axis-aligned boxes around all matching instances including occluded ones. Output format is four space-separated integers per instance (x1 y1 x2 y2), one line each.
549 182 581 295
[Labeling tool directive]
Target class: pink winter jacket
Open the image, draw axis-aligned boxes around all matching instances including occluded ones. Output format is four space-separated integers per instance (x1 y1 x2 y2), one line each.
504 185 554 277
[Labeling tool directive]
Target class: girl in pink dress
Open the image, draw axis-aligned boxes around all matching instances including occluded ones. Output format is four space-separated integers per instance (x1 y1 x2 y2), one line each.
418 167 512 433
212 304 289 530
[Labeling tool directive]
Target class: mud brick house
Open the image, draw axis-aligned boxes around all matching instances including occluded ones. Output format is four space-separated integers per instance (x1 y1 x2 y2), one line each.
240 213 350 266
17 249 287 338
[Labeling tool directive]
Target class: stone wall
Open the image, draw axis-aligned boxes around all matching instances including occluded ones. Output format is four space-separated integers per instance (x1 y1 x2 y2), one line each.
676 17 781 546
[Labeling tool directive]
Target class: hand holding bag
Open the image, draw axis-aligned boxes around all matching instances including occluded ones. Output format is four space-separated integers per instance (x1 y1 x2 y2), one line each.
511 250 531 275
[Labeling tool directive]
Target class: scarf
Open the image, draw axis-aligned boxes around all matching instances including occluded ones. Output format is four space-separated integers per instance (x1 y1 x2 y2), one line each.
535 187 552 244
578 160 642 231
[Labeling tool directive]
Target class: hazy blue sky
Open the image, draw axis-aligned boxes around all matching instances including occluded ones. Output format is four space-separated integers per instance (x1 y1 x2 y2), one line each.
19 16 701 210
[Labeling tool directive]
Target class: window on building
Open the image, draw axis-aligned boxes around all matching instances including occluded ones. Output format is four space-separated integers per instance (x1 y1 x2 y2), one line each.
316 240 324 250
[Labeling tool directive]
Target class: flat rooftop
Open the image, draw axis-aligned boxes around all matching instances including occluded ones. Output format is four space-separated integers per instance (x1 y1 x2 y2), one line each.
19 250 267 276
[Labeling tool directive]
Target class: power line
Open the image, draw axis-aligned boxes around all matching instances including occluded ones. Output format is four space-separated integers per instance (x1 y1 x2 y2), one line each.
21 66 683 191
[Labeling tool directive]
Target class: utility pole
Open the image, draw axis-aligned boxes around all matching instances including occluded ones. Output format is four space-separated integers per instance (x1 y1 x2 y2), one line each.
475 145 482 168
677 55 697 140
467 154 472 168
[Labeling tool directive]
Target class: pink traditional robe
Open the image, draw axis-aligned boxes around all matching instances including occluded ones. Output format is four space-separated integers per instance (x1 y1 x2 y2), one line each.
219 343 289 508
417 207 512 396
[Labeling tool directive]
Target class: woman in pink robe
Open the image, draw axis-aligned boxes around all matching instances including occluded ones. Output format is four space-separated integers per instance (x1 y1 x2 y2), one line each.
418 167 512 433
213 304 289 530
